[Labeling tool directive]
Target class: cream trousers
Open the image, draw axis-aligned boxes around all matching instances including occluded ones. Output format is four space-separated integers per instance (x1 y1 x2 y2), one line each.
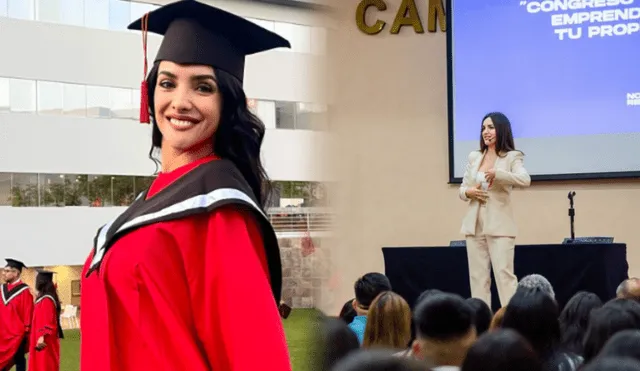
465 205 518 308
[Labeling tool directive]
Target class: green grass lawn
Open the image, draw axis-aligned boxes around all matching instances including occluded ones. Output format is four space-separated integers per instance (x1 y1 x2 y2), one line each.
13 308 320 371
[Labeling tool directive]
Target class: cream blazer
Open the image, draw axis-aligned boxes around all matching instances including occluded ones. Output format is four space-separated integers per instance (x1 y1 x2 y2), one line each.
459 150 531 237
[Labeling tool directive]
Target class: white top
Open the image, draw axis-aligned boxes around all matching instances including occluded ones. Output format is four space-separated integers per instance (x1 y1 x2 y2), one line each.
475 171 489 191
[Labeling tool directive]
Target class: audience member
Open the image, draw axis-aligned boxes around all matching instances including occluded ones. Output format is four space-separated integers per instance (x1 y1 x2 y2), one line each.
348 273 392 344
315 317 360 371
340 299 357 325
596 329 640 363
411 293 477 369
332 349 428 371
617 278 640 301
488 307 506 331
581 357 640 371
363 291 412 350
502 287 581 371
558 291 602 356
461 329 542 371
465 298 493 336
517 274 555 300
582 302 640 362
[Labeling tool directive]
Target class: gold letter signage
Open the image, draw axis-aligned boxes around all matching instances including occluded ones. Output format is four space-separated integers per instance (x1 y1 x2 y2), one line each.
356 0 447 35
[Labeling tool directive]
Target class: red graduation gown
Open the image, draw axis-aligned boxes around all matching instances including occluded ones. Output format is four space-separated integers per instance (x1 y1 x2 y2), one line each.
80 156 291 371
0 280 33 370
28 296 60 371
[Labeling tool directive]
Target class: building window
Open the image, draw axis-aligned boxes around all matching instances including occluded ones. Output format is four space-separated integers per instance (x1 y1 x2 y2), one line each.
60 0 84 27
9 79 36 113
63 83 87 117
84 0 108 29
2 173 329 209
35 0 61 23
37 81 64 115
0 0 7 17
275 101 296 129
8 0 34 20
108 0 130 30
0 78 9 113
86 86 111 118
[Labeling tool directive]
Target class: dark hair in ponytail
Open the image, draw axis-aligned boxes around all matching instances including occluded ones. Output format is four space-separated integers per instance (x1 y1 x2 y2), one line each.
146 62 272 208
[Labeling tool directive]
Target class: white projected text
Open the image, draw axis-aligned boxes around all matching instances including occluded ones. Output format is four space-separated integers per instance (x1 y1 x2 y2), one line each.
520 0 640 40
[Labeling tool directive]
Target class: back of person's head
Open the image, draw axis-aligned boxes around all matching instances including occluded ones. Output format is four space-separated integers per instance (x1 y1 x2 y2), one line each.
461 329 542 371
315 317 360 371
581 356 640 371
582 304 640 362
466 298 493 335
517 274 555 300
340 299 357 324
558 291 603 355
414 289 443 308
489 307 506 331
412 293 476 367
363 291 412 350
502 287 560 357
331 349 428 371
597 330 640 363
353 273 392 311
604 298 640 327
617 278 640 301
406 289 445 348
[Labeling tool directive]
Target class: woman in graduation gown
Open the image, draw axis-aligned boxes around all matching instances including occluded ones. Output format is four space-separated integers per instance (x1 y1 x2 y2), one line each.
80 2 292 370
28 271 63 371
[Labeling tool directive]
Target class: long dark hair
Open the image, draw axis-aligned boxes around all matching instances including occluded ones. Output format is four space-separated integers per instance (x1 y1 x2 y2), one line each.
35 274 64 339
480 112 519 156
558 291 603 355
146 62 272 208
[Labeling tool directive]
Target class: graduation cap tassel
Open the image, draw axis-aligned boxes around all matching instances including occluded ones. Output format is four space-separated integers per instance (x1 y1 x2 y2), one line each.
139 13 150 124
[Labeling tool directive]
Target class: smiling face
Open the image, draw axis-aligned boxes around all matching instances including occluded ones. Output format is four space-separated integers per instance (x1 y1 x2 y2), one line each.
481 117 497 148
153 61 222 155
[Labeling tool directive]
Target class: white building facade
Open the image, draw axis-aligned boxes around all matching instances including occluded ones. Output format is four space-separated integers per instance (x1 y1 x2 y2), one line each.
0 0 331 267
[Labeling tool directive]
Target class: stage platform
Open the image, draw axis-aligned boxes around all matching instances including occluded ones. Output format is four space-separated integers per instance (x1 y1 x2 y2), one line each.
382 243 628 311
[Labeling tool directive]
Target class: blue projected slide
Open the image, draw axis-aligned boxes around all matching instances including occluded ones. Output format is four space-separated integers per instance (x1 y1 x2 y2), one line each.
449 0 640 179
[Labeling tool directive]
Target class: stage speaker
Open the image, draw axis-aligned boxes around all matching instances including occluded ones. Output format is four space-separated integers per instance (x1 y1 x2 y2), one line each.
450 240 466 247
562 237 614 244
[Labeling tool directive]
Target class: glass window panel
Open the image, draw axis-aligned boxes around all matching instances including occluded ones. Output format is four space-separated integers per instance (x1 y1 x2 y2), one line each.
11 173 38 206
296 103 328 130
37 81 64 115
60 0 84 27
36 0 60 23
109 87 134 119
63 83 87 116
0 78 9 112
108 0 130 31
255 100 276 129
0 0 7 17
246 17 275 32
8 0 34 20
9 79 36 113
311 27 327 56
274 22 311 53
84 0 108 29
130 89 141 120
86 86 111 118
0 173 12 206
129 2 157 24
41 174 66 206
275 101 296 129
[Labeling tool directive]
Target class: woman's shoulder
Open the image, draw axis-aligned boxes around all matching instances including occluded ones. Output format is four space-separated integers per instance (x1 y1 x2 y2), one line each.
504 150 525 159
468 150 483 160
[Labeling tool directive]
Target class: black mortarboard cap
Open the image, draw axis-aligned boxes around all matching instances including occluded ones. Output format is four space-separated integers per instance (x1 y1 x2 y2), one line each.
36 270 56 281
5 258 26 272
127 0 291 123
